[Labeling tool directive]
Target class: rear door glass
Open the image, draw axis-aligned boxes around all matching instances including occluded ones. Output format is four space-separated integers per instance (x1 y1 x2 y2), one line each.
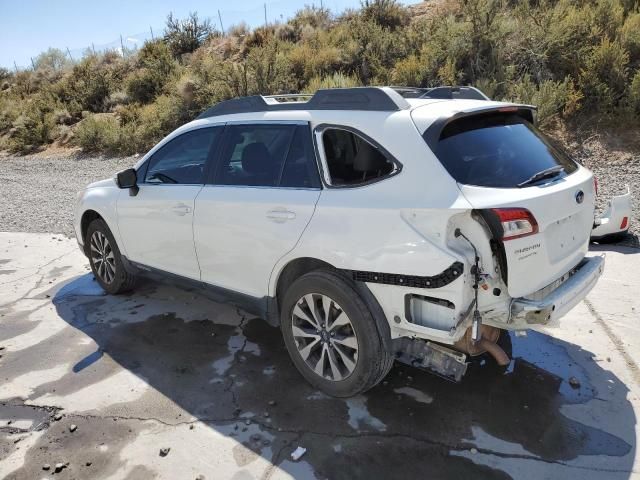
214 123 320 188
432 113 578 188
215 124 294 187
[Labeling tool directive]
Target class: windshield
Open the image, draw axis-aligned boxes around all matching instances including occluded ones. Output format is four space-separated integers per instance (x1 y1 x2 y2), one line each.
431 113 578 188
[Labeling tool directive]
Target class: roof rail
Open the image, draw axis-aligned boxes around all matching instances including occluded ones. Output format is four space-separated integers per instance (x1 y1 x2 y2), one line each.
390 86 430 98
390 85 490 101
197 87 410 119
421 86 490 101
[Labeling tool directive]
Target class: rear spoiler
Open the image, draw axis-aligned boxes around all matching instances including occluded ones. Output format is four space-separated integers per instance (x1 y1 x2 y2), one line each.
422 104 537 151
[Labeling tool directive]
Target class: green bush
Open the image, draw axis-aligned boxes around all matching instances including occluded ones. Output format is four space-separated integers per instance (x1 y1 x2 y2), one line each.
131 94 187 152
34 48 73 73
360 0 409 30
73 114 121 153
125 40 177 103
5 92 65 153
0 67 10 83
245 39 296 94
305 72 360 92
288 43 343 87
164 12 215 58
53 53 130 115
506 76 582 126
621 13 640 65
628 70 640 115
580 38 629 111
290 6 332 31
342 16 408 84
73 93 189 155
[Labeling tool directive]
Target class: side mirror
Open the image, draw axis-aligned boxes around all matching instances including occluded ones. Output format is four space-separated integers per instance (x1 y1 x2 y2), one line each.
116 168 139 196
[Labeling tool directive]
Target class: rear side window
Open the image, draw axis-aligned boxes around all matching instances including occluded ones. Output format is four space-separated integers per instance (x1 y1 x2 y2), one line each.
431 113 578 188
321 128 395 186
214 124 320 188
144 127 221 184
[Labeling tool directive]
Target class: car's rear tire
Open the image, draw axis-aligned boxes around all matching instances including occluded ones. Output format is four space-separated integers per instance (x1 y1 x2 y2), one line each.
280 270 393 397
85 218 137 294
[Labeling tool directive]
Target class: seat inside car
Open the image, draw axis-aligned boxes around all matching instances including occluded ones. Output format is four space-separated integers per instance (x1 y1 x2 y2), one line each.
241 142 278 186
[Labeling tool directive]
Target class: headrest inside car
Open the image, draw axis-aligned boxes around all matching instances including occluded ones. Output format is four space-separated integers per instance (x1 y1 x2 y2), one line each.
353 142 389 172
242 142 271 175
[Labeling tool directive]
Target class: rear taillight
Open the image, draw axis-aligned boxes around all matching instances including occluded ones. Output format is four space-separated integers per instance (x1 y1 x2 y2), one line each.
621 216 629 230
491 208 539 241
594 176 599 196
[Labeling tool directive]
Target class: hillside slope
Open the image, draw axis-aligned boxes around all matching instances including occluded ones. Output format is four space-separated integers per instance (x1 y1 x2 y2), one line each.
0 0 638 173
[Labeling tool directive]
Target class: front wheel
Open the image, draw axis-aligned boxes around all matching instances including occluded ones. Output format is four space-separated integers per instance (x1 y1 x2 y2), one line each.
280 270 393 397
85 218 137 294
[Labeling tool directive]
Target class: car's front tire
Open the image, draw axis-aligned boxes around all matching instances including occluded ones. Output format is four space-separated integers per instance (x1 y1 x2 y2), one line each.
280 270 393 397
85 218 136 294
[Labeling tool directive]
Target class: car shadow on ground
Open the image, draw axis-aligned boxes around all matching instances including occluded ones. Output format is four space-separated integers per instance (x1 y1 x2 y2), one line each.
40 273 636 479
591 231 640 251
590 242 640 255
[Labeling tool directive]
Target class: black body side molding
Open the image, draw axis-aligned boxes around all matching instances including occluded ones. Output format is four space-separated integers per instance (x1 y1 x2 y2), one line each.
342 262 464 289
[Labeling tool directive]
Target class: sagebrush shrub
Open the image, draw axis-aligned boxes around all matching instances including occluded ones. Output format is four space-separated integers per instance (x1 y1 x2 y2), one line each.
73 114 121 153
507 76 582 126
305 72 360 92
164 12 216 58
580 38 629 111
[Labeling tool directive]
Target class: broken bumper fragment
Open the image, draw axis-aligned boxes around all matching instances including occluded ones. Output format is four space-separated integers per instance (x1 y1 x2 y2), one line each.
591 186 632 241
509 255 605 327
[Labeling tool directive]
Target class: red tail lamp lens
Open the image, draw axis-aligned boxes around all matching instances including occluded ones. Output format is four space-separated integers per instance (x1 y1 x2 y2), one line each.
620 216 628 230
491 208 539 241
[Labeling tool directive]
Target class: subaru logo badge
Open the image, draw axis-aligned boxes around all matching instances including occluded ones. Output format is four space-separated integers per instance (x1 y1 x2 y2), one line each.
575 190 584 204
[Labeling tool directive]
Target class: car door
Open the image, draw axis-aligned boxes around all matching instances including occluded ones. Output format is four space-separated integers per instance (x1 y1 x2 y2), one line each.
117 125 223 279
194 121 322 298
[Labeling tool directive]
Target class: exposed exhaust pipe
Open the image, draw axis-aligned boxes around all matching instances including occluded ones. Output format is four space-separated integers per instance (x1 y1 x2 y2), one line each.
454 324 511 366
476 336 510 366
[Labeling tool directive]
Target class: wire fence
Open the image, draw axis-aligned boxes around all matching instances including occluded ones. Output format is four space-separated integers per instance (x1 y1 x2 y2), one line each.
12 0 399 70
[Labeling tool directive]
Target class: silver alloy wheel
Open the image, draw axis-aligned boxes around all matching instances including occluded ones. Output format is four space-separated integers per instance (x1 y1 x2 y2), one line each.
90 231 116 284
291 293 359 381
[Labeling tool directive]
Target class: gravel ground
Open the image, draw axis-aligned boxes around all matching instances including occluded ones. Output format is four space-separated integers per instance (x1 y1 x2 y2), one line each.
0 152 137 237
0 141 637 244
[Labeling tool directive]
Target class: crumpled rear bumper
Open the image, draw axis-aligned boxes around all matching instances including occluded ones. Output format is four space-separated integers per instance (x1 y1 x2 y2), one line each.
509 255 605 327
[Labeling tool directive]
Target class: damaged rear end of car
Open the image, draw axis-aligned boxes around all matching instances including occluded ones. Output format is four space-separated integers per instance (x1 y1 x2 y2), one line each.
396 100 605 380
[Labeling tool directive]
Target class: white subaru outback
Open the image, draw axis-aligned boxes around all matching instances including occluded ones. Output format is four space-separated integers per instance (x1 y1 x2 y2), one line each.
74 86 604 397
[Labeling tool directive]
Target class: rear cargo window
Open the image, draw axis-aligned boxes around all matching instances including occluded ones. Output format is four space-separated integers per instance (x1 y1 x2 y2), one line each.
431 113 578 188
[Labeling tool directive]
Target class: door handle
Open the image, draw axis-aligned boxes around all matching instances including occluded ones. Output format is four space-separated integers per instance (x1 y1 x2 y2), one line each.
172 204 192 216
266 209 296 223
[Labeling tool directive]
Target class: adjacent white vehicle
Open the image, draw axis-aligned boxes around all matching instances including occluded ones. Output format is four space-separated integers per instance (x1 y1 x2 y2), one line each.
74 86 604 397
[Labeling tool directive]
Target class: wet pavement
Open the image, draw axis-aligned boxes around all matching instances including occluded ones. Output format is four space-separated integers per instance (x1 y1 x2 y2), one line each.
0 232 639 479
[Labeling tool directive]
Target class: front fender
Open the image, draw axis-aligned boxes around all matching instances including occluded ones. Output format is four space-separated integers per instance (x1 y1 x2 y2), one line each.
75 182 124 256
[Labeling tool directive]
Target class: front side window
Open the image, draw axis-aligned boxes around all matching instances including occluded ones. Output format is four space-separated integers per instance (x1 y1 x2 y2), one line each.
432 113 578 188
321 128 395 186
144 127 221 184
214 123 319 188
